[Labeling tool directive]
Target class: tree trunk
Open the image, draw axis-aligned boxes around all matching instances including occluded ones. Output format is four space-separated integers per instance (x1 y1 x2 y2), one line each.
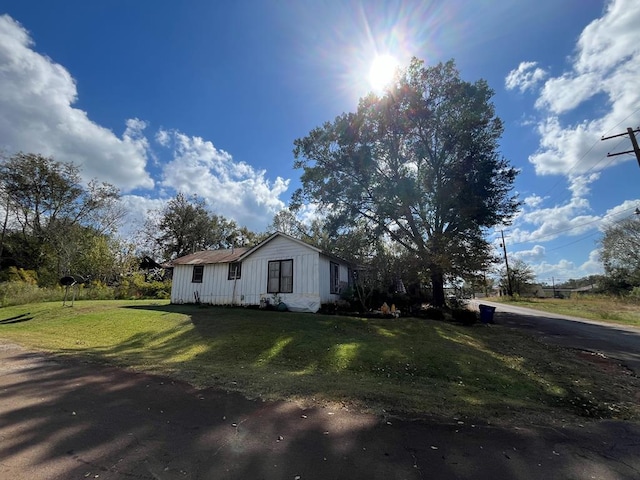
431 270 445 307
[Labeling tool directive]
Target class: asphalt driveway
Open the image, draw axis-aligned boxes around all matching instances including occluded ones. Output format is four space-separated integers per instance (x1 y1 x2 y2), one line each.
469 299 640 375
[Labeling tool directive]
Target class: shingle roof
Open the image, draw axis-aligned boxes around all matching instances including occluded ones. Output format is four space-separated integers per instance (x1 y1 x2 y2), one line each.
170 248 249 265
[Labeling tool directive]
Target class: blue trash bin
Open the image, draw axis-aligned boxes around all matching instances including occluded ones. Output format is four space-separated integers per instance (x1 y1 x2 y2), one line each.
479 304 496 324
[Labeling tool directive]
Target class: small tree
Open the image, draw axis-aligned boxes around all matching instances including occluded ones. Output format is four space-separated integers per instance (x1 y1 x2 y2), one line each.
599 216 640 293
499 259 535 296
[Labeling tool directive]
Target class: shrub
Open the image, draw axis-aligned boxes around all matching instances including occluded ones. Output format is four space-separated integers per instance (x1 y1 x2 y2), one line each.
0 267 39 285
0 281 60 307
113 273 172 300
451 308 478 326
415 307 445 320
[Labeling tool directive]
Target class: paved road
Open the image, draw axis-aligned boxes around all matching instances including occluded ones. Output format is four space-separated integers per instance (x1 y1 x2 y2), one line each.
1 342 640 479
469 299 640 375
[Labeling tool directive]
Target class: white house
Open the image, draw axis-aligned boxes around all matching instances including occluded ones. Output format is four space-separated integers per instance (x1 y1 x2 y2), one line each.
169 232 353 313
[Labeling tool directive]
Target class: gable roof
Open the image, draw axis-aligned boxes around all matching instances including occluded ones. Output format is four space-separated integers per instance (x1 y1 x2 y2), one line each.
237 231 321 261
170 232 353 266
170 247 249 265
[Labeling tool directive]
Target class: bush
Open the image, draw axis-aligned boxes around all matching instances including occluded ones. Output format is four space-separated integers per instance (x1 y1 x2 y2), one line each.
113 273 171 300
0 267 39 285
0 281 60 307
414 307 445 320
451 308 478 326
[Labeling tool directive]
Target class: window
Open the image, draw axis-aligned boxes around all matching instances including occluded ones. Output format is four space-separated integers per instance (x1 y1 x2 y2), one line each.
191 265 204 283
228 262 242 280
267 259 293 293
330 262 340 294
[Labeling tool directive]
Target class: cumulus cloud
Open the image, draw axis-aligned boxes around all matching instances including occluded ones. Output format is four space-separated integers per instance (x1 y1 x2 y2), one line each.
513 245 546 262
523 194 544 208
157 130 289 230
524 0 640 177
0 15 153 191
505 61 548 93
528 249 603 282
599 200 640 228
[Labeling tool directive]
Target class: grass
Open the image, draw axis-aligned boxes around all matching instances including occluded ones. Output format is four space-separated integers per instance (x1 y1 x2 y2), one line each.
0 300 638 425
490 294 640 327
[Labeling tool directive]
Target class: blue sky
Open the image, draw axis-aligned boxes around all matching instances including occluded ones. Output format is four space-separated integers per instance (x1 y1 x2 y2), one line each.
0 0 639 283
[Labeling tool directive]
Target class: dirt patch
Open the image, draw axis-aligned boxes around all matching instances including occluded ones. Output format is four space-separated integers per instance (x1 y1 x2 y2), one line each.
575 350 635 376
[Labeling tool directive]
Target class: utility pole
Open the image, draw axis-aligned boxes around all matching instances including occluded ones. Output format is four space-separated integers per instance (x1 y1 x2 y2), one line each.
500 230 513 297
601 127 640 168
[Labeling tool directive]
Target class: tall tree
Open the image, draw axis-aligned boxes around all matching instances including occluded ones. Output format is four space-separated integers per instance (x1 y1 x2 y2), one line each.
292 59 520 306
599 216 640 291
0 152 124 284
151 193 262 260
155 193 214 259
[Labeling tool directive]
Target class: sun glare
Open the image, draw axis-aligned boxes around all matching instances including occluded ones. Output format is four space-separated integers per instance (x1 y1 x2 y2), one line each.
368 54 399 93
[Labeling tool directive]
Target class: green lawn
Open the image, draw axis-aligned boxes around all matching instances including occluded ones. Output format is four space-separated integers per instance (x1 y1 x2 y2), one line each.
489 295 640 327
0 300 637 424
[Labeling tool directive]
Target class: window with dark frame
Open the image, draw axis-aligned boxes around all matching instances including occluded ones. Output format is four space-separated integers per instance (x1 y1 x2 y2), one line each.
191 265 204 283
267 259 293 293
330 261 340 294
228 262 242 280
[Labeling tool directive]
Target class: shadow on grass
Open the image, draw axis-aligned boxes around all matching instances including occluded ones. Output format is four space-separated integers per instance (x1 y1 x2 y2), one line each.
0 313 33 324
2 335 640 478
102 303 640 422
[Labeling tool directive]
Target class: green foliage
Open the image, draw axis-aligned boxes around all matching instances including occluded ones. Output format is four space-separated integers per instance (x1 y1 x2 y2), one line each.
0 152 125 285
1 266 39 285
0 281 59 306
292 58 519 306
146 192 263 261
499 259 535 296
114 273 171 300
630 287 640 299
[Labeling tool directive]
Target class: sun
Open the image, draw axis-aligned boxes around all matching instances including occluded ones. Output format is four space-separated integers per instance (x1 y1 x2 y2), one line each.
368 54 399 93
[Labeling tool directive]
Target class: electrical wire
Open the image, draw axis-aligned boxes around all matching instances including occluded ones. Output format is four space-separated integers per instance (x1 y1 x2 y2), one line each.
505 205 638 247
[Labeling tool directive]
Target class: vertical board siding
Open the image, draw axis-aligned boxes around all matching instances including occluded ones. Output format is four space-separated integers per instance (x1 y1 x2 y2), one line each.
171 235 329 308
240 235 320 306
171 263 242 305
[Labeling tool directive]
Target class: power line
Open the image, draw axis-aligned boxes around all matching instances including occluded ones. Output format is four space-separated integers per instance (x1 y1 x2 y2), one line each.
602 127 640 168
545 210 639 253
506 205 638 246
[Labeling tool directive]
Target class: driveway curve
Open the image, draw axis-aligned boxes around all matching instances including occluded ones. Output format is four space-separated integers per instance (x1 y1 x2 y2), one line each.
469 299 640 375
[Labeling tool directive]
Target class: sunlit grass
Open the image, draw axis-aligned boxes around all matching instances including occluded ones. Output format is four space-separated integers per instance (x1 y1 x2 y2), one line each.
491 294 640 327
0 300 638 424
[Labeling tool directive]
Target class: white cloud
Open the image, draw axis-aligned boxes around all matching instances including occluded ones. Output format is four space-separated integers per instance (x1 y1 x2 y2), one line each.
528 249 603 282
0 14 153 191
157 130 289 231
523 194 544 208
599 199 640 228
524 0 640 177
505 61 548 93
513 245 545 262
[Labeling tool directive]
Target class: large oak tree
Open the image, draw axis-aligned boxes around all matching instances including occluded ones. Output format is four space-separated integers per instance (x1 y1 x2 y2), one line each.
292 59 520 306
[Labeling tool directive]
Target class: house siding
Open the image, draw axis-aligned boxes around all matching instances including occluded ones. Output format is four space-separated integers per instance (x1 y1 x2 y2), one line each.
171 263 240 305
319 254 350 303
170 235 323 309
241 235 320 307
